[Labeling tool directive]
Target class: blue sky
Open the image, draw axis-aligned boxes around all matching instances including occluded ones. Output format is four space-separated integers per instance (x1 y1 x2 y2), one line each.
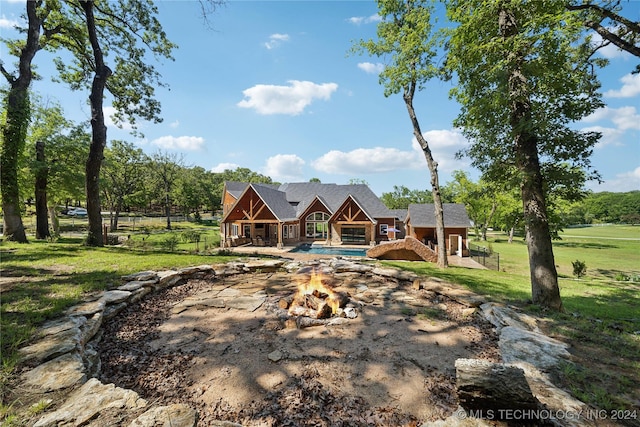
1 0 639 196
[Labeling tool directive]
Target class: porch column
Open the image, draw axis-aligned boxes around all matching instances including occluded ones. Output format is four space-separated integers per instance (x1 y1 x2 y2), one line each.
277 222 283 249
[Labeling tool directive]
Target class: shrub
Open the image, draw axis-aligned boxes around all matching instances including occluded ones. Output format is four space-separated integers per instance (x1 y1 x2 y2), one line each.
181 230 201 243
161 234 180 251
572 260 587 278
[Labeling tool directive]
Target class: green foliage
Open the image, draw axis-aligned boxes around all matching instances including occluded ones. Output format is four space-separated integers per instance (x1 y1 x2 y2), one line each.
572 260 587 278
380 185 431 209
181 229 202 243
160 233 180 251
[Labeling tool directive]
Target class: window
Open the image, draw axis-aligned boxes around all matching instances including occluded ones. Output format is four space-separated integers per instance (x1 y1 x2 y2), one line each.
231 224 239 236
380 224 388 235
306 212 330 239
341 227 366 244
243 224 251 238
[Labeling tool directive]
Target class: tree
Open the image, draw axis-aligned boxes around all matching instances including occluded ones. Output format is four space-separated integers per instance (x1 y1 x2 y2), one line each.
446 0 604 310
151 151 183 230
102 140 148 231
567 0 640 70
0 0 43 242
353 0 448 268
445 171 498 241
47 0 177 245
380 185 431 209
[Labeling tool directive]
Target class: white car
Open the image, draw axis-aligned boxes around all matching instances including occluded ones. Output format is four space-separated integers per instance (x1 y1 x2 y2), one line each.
67 207 88 217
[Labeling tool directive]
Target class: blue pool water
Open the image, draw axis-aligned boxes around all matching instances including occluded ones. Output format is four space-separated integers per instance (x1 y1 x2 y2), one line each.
290 244 368 257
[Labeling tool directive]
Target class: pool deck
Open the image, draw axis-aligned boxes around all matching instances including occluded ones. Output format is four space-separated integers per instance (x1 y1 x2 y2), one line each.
220 244 487 268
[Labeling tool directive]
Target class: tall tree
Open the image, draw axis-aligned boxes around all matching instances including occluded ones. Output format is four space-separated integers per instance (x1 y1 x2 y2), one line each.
49 0 177 245
0 1 43 242
446 0 604 310
353 0 448 267
445 171 498 241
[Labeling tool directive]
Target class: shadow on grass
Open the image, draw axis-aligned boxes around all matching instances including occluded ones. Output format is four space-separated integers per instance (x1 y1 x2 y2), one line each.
554 241 618 250
1 268 121 360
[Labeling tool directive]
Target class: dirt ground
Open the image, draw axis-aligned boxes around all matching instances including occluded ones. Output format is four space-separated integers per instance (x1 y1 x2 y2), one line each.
98 268 500 426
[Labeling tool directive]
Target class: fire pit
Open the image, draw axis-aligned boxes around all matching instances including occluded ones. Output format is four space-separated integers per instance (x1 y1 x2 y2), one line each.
277 269 357 328
98 259 499 426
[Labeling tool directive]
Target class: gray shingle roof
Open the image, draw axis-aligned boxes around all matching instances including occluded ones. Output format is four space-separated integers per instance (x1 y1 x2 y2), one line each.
407 203 471 227
224 181 395 221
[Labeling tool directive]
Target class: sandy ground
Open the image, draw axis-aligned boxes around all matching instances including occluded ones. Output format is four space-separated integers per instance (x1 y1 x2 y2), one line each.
99 266 499 426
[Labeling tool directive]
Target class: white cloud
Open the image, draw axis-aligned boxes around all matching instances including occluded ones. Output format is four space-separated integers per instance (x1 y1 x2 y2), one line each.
580 125 624 148
263 154 305 181
589 167 640 192
238 80 338 115
312 147 423 175
357 62 384 74
348 14 381 25
169 120 180 129
605 73 640 98
0 15 19 29
592 32 633 60
211 162 240 173
151 135 205 151
413 129 471 173
264 33 290 50
103 106 134 131
583 106 640 131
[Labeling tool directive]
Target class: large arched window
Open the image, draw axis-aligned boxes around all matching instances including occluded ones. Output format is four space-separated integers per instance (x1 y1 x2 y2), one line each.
306 212 330 239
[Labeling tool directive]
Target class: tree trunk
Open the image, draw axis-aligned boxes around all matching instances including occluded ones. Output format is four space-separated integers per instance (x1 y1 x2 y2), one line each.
48 205 60 236
508 226 515 244
500 7 562 311
81 0 112 246
0 1 41 243
481 201 497 241
165 184 172 230
35 140 50 239
403 82 448 268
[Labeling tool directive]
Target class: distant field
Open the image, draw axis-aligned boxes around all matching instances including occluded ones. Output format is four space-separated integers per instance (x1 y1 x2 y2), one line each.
483 225 640 281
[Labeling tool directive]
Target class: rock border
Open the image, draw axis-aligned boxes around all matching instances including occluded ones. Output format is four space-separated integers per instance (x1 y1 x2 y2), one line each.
14 257 588 427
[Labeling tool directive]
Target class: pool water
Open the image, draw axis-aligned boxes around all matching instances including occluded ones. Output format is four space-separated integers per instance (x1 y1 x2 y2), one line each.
290 243 368 257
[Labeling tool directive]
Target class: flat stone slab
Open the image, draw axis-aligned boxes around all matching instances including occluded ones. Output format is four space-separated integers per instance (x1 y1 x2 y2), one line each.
499 326 570 371
129 403 198 427
21 352 85 392
34 378 147 427
225 295 266 312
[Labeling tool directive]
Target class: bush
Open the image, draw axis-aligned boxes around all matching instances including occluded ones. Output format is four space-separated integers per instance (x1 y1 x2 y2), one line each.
181 230 202 243
161 234 180 251
572 260 587 278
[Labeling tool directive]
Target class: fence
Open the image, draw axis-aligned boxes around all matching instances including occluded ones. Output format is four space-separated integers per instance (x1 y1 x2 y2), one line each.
469 243 500 271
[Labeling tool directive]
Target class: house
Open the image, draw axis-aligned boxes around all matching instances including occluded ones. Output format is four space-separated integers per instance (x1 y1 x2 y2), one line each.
366 203 471 262
220 182 398 248
405 203 471 257
220 182 472 261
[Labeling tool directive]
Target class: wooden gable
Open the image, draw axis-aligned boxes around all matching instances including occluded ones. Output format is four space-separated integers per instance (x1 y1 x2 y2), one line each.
331 196 372 223
299 197 331 219
224 186 277 222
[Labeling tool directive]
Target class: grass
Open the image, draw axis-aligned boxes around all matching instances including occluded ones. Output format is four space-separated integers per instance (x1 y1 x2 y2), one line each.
1 224 638 423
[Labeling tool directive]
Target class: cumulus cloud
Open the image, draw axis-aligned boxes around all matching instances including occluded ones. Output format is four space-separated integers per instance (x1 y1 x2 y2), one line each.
0 15 19 29
580 125 624 148
151 135 205 151
264 33 290 50
238 80 338 115
103 106 134 131
348 14 381 25
312 147 423 175
169 120 180 129
605 73 640 98
413 129 472 173
358 62 385 74
583 106 640 131
589 166 640 192
211 162 240 173
591 32 633 60
263 154 305 181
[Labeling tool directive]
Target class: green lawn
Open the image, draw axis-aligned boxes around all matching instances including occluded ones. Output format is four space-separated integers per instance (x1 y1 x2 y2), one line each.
1 224 639 421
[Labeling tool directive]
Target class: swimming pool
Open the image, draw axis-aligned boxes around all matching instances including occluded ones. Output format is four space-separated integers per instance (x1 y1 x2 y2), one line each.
289 243 369 257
